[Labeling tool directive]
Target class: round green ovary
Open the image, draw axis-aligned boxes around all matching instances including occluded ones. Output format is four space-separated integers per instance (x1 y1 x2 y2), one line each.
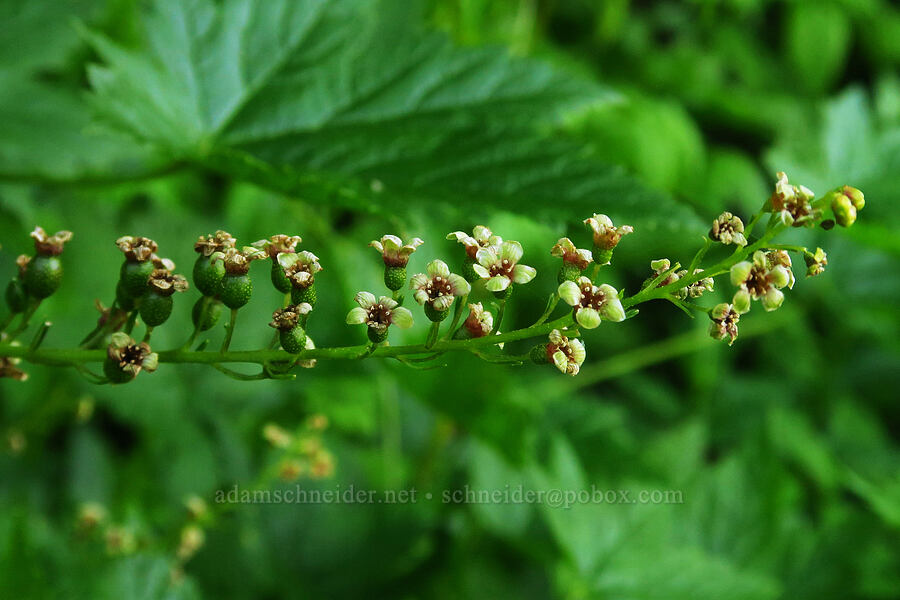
279 326 307 354
270 260 292 294
193 254 225 297
291 284 316 307
220 274 252 309
424 302 449 322
383 266 406 291
139 292 173 326
23 256 63 299
119 260 155 298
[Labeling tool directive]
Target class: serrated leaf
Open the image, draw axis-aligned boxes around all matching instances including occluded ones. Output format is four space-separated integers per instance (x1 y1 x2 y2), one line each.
83 0 701 231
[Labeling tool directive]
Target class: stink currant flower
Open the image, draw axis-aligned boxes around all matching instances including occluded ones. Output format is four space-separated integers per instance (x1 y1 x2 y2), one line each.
22 226 73 299
804 247 828 277
557 276 625 328
583 214 633 264
346 292 414 343
455 302 493 339
472 241 537 298
193 230 236 296
278 251 322 306
103 332 158 383
447 226 502 282
269 303 313 354
253 234 302 294
684 269 715 298
545 329 586 376
709 212 747 246
769 172 818 227
709 303 741 346
370 235 424 291
410 259 471 321
140 268 189 327
116 236 164 300
215 247 267 309
730 250 794 313
551 237 593 283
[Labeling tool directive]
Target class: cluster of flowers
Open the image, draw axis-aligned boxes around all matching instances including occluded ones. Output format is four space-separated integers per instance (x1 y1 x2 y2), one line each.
0 172 865 382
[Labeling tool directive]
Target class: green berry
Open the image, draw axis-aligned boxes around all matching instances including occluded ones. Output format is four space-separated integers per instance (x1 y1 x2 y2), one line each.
139 292 173 327
557 263 581 284
424 302 450 322
23 255 62 299
192 296 223 332
119 260 155 298
193 254 225 297
220 273 252 309
367 327 388 343
291 284 317 307
115 280 137 312
383 266 406 291
5 279 27 313
492 285 513 301
279 326 307 354
270 259 292 294
103 359 135 384
461 257 479 282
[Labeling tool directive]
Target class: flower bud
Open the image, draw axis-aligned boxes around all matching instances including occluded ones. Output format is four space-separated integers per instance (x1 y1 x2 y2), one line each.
709 212 747 246
830 192 857 227
841 185 864 210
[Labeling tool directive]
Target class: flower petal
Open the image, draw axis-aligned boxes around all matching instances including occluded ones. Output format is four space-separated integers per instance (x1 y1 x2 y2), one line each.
575 307 602 329
551 350 568 374
471 263 490 279
413 289 429 305
512 264 536 284
499 241 523 263
409 273 429 291
355 291 376 308
447 274 471 296
381 235 402 253
485 276 510 292
548 329 565 345
475 247 498 268
277 253 299 269
427 259 450 278
557 281 582 307
378 296 398 309
391 307 414 329
569 339 586 366
730 261 752 286
433 295 455 311
368 240 384 253
732 289 752 314
472 225 492 243
346 306 368 325
600 297 626 322
762 287 784 311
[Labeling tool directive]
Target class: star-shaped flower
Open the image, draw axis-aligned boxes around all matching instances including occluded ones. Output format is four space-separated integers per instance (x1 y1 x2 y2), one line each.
252 234 302 259
550 237 593 270
369 235 424 267
277 251 322 288
709 303 740 346
447 226 502 259
410 260 471 311
472 241 536 293
546 329 586 376
557 276 625 328
583 214 633 253
194 231 236 257
30 226 73 256
709 212 747 246
462 303 494 338
730 250 793 312
106 333 158 381
346 292 414 341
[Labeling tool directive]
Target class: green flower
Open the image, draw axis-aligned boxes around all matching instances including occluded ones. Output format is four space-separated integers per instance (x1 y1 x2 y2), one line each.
346 292 414 342
104 332 158 382
116 236 159 262
30 226 73 256
583 214 633 256
769 171 818 227
370 234 424 267
546 329 586 376
557 276 625 328
471 241 536 293
730 250 793 313
194 230 236 257
252 234 302 259
217 246 267 275
550 237 593 270
278 250 322 289
804 247 827 277
462 302 494 338
709 303 740 346
410 260 470 311
684 269 715 298
447 226 501 260
709 212 747 246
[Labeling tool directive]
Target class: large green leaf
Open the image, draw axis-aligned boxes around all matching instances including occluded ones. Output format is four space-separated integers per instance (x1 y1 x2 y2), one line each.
83 0 701 230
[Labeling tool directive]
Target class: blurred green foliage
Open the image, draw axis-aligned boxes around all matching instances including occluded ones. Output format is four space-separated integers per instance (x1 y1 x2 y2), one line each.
1 0 898 598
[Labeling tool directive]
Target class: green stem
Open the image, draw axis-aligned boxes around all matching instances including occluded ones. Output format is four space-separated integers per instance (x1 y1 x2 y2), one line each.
493 300 507 334
425 321 441 349
6 300 41 342
443 294 468 341
532 293 558 327
123 310 138 335
221 309 238 353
